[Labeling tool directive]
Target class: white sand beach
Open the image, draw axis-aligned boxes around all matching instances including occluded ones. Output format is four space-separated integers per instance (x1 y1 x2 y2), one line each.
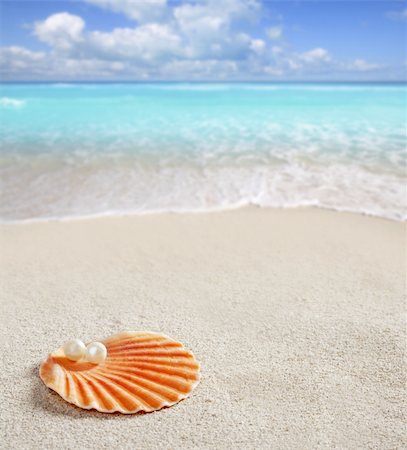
0 207 405 449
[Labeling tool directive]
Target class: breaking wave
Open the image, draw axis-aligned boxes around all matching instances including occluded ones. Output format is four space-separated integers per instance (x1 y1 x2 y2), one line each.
0 97 25 108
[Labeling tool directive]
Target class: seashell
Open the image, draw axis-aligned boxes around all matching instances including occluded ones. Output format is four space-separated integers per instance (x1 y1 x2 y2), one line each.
39 331 200 414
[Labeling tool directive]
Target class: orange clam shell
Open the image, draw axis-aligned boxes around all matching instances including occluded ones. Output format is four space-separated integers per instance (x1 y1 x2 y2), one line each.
39 331 200 414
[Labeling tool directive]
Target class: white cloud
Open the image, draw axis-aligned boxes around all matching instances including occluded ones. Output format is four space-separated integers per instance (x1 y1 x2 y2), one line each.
34 12 85 50
348 59 382 72
173 0 261 60
263 46 381 78
176 0 261 25
29 0 262 65
88 24 182 62
0 46 45 62
250 39 265 54
0 46 46 75
386 8 407 21
263 47 331 75
267 26 283 40
0 0 398 81
300 48 330 63
264 66 283 76
83 0 168 23
271 46 283 56
286 58 303 71
163 59 238 79
174 4 228 58
174 5 227 39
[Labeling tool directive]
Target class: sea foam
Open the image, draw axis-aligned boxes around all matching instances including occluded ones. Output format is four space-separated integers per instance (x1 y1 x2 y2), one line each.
0 97 25 108
0 82 405 222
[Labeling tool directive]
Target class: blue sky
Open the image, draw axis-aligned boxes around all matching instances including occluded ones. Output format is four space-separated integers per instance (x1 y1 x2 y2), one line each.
0 0 406 81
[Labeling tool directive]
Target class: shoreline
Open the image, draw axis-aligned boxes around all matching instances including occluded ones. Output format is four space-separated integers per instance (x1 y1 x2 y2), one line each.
1 203 406 226
1 207 405 448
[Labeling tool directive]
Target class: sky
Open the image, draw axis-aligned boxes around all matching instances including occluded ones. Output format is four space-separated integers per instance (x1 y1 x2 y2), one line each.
0 0 406 81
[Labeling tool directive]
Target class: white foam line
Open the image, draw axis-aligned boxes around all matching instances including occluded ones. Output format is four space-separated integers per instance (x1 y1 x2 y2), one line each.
0 97 26 108
1 202 404 225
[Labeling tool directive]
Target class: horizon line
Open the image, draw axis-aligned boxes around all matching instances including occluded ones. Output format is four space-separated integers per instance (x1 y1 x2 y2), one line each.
1 80 406 84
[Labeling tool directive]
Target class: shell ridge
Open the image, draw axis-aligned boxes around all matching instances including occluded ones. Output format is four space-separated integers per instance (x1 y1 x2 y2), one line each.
99 371 180 404
137 367 200 386
91 371 149 413
109 357 199 373
106 360 198 374
89 371 153 412
102 366 197 392
80 372 122 412
92 371 170 410
64 370 74 400
108 341 182 354
107 356 195 365
71 373 95 408
103 332 163 346
106 360 199 371
98 367 185 401
106 336 170 350
104 362 200 383
107 349 193 358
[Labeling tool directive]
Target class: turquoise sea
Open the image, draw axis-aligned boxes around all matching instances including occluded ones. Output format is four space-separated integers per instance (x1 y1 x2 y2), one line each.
0 82 405 222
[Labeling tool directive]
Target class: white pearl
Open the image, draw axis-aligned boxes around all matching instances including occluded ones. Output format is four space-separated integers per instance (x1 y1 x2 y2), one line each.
85 342 107 364
63 339 86 361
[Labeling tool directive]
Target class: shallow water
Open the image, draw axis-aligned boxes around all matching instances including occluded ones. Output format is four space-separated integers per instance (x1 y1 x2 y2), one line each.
0 82 406 221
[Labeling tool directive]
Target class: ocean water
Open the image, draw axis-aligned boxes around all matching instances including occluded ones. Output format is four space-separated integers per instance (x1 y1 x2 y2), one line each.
0 82 406 222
